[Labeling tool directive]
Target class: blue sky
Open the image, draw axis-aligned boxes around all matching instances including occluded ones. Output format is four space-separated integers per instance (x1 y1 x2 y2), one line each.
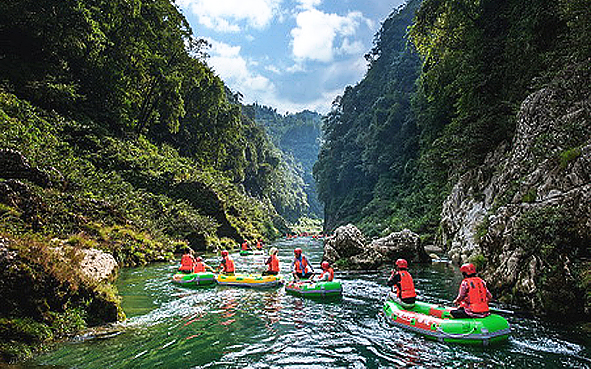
176 0 407 114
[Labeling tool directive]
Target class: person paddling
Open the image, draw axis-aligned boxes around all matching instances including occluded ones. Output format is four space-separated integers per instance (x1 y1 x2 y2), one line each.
192 256 214 273
387 259 416 308
316 261 334 282
262 247 280 276
256 238 263 250
241 239 249 251
178 249 195 274
292 248 314 280
450 263 492 318
217 250 236 275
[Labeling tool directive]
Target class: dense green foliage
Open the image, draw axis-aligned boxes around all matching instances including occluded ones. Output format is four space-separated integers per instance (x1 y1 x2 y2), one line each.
314 0 427 237
0 0 297 361
247 104 323 220
315 0 590 241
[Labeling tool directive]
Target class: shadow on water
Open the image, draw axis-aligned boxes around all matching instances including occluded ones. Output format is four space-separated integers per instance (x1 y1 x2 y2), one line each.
26 238 591 368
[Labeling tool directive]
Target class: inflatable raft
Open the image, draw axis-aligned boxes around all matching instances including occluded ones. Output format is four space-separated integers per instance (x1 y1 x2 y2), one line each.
383 300 510 346
216 273 283 288
285 280 343 299
171 272 216 287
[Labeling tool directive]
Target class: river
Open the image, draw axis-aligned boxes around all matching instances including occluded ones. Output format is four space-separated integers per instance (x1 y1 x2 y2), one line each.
29 237 591 368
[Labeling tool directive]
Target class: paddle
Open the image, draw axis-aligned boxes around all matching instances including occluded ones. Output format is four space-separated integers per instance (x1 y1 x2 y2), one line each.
489 306 534 319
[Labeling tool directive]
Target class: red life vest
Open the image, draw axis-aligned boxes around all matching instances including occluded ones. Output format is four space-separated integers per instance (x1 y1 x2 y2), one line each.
193 262 205 273
256 240 262 249
319 268 334 281
396 270 416 299
179 254 193 271
222 256 235 273
463 277 489 313
268 255 280 272
241 242 248 251
294 256 309 273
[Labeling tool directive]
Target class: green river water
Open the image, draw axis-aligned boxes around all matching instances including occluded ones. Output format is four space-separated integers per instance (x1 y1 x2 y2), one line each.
27 238 591 368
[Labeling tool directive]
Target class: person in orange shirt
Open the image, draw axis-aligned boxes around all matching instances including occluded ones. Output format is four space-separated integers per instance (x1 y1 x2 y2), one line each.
451 263 492 318
192 256 214 273
241 240 249 251
256 238 263 250
316 261 334 282
291 248 314 280
178 249 195 273
263 247 280 275
217 250 236 275
387 259 416 308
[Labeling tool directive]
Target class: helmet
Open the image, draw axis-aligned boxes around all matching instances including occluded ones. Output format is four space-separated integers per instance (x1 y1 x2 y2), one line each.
195 256 202 262
269 247 278 256
294 248 302 256
396 259 408 269
221 250 229 257
460 263 476 275
321 261 329 270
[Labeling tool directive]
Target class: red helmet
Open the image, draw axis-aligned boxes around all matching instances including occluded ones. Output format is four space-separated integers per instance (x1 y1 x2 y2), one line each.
195 256 203 262
321 261 329 270
294 248 302 256
396 259 408 269
460 263 476 275
221 250 229 257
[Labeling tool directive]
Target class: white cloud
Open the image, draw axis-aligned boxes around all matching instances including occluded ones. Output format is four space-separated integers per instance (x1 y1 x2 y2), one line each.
178 0 281 32
290 9 366 62
206 39 276 99
296 0 322 10
338 38 365 55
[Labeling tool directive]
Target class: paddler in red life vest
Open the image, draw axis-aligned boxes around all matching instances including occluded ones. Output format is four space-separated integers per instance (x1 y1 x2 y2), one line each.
241 239 249 251
192 256 214 273
316 261 334 282
387 259 416 308
291 248 314 280
256 238 263 250
451 263 492 318
263 247 280 276
178 249 195 274
217 250 236 275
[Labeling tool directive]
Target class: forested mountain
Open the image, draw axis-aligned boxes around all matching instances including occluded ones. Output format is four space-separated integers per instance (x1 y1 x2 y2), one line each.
314 0 425 237
315 0 590 317
0 0 303 360
246 104 323 220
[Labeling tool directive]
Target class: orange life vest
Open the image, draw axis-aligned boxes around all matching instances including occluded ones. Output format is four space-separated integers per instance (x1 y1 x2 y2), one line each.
222 256 235 273
241 242 248 251
268 255 280 272
179 254 193 271
463 277 489 313
396 270 416 299
193 262 205 273
256 240 262 249
294 256 309 274
319 268 334 281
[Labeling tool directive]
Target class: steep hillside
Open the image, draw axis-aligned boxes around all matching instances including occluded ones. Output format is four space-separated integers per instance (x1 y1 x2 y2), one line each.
0 0 291 361
247 104 323 221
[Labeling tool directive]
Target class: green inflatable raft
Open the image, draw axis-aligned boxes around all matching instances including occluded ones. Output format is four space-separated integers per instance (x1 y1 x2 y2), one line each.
285 280 343 299
383 300 510 346
171 272 216 287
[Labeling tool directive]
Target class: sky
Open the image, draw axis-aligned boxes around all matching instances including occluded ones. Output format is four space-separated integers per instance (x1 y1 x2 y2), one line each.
176 0 407 115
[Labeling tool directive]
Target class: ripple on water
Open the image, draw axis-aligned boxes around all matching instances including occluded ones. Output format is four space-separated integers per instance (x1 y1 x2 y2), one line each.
30 238 591 369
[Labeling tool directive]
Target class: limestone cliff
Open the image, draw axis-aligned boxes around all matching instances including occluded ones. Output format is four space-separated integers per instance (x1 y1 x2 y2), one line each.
440 65 591 318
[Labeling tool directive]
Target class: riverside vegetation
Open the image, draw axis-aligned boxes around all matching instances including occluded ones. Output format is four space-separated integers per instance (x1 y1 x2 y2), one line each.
314 0 590 320
0 0 319 362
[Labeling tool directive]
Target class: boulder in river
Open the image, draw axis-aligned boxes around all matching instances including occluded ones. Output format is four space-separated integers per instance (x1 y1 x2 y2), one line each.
323 224 429 269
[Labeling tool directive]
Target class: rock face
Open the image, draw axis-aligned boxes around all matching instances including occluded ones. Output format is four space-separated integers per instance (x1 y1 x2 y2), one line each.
323 224 429 269
79 248 118 282
439 66 591 317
